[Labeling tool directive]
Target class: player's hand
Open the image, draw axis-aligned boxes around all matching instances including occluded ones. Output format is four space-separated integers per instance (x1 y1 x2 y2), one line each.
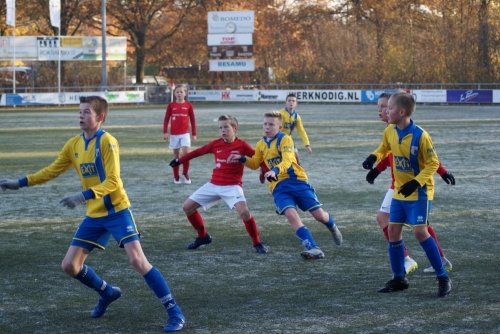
264 171 278 182
169 158 180 167
227 154 241 163
366 169 380 184
362 155 377 170
59 192 86 209
398 180 420 198
441 172 455 185
0 179 20 191
305 146 312 154
163 133 169 141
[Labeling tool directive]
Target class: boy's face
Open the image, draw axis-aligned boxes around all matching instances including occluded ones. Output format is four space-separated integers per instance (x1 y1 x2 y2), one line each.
377 97 389 123
263 116 281 138
79 103 102 131
285 97 298 111
386 97 403 125
219 120 236 142
175 87 186 101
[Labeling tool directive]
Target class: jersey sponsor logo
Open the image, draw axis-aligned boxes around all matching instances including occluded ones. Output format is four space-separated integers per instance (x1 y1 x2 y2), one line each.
282 145 293 153
394 156 412 171
80 162 98 178
283 122 293 129
267 156 281 167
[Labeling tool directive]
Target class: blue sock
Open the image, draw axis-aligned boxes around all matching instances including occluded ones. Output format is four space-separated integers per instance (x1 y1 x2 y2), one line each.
296 226 317 250
143 267 183 319
74 264 113 297
323 213 336 229
388 240 406 277
420 237 448 278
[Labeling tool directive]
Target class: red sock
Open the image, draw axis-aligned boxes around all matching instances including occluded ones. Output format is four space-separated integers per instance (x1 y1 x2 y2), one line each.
383 226 409 257
427 225 444 257
173 165 180 180
243 216 261 245
187 211 206 237
182 160 190 176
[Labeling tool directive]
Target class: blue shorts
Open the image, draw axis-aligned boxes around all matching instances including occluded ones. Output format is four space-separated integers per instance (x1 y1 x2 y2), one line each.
272 179 322 215
390 199 432 227
71 208 140 251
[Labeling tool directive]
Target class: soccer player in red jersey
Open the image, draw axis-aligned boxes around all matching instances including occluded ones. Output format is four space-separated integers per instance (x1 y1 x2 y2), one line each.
163 84 196 184
169 115 268 253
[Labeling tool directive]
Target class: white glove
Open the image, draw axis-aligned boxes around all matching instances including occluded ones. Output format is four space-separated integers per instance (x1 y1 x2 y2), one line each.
59 192 86 209
0 179 20 191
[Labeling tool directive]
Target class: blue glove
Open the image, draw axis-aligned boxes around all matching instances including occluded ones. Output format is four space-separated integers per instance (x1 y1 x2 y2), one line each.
169 158 180 167
441 172 455 185
398 180 420 198
366 169 380 184
362 155 377 170
60 192 86 209
0 179 20 191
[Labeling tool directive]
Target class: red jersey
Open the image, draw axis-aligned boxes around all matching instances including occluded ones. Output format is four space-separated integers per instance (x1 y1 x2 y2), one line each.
163 101 196 136
178 138 255 186
375 152 447 189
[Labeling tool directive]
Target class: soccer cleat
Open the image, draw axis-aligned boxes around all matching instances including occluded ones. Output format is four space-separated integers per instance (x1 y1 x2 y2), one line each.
404 256 418 274
300 247 324 259
182 174 191 184
91 287 122 318
378 277 409 293
253 242 268 253
328 225 342 246
164 316 185 332
423 256 452 273
187 233 212 249
259 170 265 184
437 277 452 297
173 177 181 184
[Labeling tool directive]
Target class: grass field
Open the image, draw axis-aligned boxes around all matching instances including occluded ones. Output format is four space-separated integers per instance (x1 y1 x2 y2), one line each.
0 103 499 334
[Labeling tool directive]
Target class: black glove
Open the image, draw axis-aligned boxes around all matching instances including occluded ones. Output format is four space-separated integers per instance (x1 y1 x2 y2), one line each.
398 180 420 198
366 169 380 184
362 155 377 170
169 158 180 167
267 175 278 182
441 172 455 185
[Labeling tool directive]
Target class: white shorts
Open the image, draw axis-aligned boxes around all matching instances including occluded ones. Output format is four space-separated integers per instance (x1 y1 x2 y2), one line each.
189 182 246 210
379 188 394 213
169 133 191 149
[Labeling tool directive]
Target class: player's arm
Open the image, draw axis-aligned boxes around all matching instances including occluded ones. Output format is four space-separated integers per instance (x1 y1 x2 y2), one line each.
271 135 295 175
436 162 455 185
163 107 172 141
188 104 197 141
229 141 264 170
170 141 213 167
295 115 311 153
362 129 390 169
414 135 439 186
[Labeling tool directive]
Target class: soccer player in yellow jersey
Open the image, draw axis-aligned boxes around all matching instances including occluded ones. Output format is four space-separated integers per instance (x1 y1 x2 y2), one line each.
258 93 311 183
361 91 451 297
0 96 185 332
228 111 342 260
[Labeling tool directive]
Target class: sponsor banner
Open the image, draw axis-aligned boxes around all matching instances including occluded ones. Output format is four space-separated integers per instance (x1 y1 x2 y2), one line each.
492 90 500 103
361 90 404 102
207 34 253 46
257 90 286 102
0 36 38 60
412 90 447 103
289 90 362 102
207 11 254 34
62 37 83 47
4 91 144 106
447 90 492 103
224 90 258 101
208 45 253 58
209 59 254 71
187 90 222 101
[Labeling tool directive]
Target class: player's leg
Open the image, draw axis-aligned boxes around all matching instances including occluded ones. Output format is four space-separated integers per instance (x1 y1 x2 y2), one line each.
234 200 267 253
172 148 181 184
180 134 191 184
424 224 452 272
310 208 342 246
284 208 323 259
123 240 185 331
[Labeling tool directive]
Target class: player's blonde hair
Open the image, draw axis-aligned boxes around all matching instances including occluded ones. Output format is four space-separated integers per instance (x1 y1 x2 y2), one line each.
218 115 238 129
390 91 416 116
80 96 108 123
264 110 282 124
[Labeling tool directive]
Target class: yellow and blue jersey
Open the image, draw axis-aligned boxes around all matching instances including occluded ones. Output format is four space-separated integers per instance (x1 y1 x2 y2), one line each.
279 108 310 147
242 132 308 193
371 119 439 201
26 128 130 218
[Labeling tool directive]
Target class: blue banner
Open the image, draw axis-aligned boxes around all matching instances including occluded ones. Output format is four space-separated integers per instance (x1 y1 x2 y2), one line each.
446 90 492 103
361 90 400 103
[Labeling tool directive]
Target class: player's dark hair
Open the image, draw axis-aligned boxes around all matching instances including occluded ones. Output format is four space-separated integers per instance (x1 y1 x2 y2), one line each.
390 91 416 116
80 96 108 122
379 92 392 99
286 93 297 100
218 115 238 128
